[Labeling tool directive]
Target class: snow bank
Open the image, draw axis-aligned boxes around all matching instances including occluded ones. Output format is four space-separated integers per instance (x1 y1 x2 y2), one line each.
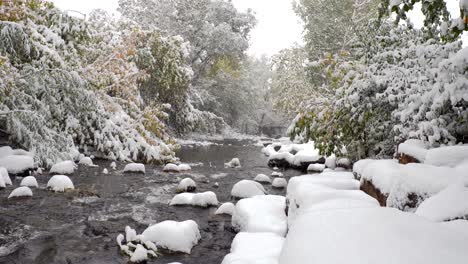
307 163 325 172
279 207 468 264
78 156 94 166
49 160 76 175
441 220 468 237
222 232 284 264
425 145 468 167
8 186 33 199
225 158 241 168
20 176 38 188
254 173 272 183
177 178 197 192
123 163 145 174
272 178 287 188
0 167 12 185
398 139 428 162
231 180 266 198
0 155 34 174
415 183 468 221
232 195 287 236
215 202 236 215
142 220 201 253
47 175 74 192
170 192 218 207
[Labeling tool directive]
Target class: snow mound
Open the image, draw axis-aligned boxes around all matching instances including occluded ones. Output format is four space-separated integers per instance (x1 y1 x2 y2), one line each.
279 207 468 264
231 180 266 198
178 164 191 172
232 195 287 236
163 163 192 172
142 220 201 254
441 220 468 237
307 163 325 172
50 160 76 175
415 183 468 222
0 175 4 188
398 139 428 162
0 155 34 174
47 175 74 192
325 155 336 169
8 186 33 199
78 157 94 166
123 163 145 174
225 158 241 168
170 191 218 207
336 158 351 168
20 176 38 188
177 178 197 192
425 145 468 167
215 202 236 215
254 173 272 183
0 146 13 158
222 232 284 264
0 167 12 185
272 178 287 188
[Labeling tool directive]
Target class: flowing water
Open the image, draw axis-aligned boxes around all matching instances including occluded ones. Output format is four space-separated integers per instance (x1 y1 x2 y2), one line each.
0 139 300 264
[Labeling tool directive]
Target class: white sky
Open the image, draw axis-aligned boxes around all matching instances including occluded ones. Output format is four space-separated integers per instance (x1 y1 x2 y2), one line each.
53 0 466 55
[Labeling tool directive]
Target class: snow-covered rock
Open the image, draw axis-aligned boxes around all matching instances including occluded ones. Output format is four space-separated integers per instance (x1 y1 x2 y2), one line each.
78 157 94 166
0 155 34 175
324 155 336 169
254 173 271 183
398 139 428 162
123 163 145 174
336 158 351 168
232 195 287 236
307 163 325 172
20 176 38 188
177 178 197 192
125 226 138 242
272 178 287 188
279 207 468 264
130 244 148 263
231 180 266 198
415 183 468 222
141 220 201 253
0 167 12 185
0 175 5 188
49 160 76 175
225 158 241 168
178 164 191 172
8 186 33 199
47 175 74 192
0 146 13 158
222 232 285 264
425 145 468 167
271 171 283 177
215 202 236 215
102 168 109 174
163 163 179 172
110 161 117 169
170 192 218 207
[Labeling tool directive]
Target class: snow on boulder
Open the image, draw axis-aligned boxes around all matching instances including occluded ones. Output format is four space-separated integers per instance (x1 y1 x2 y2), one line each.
215 202 236 215
178 164 191 172
254 173 271 183
232 195 287 236
398 139 428 163
272 178 287 188
170 192 218 207
141 220 201 254
177 178 197 192
307 163 325 172
20 176 38 188
225 158 241 168
0 167 12 185
0 155 34 175
221 232 285 264
271 171 283 177
279 207 468 264
102 168 109 174
352 159 374 178
50 160 77 175
110 161 117 170
336 158 351 169
425 145 468 167
8 186 33 199
130 244 148 263
0 176 5 188
78 157 94 166
415 183 468 222
123 163 145 174
231 180 266 198
163 163 179 172
0 146 13 158
47 175 74 192
325 155 336 169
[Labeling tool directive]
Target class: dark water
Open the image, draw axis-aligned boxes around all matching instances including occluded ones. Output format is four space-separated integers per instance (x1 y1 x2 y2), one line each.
0 139 301 264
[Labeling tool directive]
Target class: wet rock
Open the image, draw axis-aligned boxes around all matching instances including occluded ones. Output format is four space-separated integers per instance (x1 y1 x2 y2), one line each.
398 153 421 164
360 179 387 206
